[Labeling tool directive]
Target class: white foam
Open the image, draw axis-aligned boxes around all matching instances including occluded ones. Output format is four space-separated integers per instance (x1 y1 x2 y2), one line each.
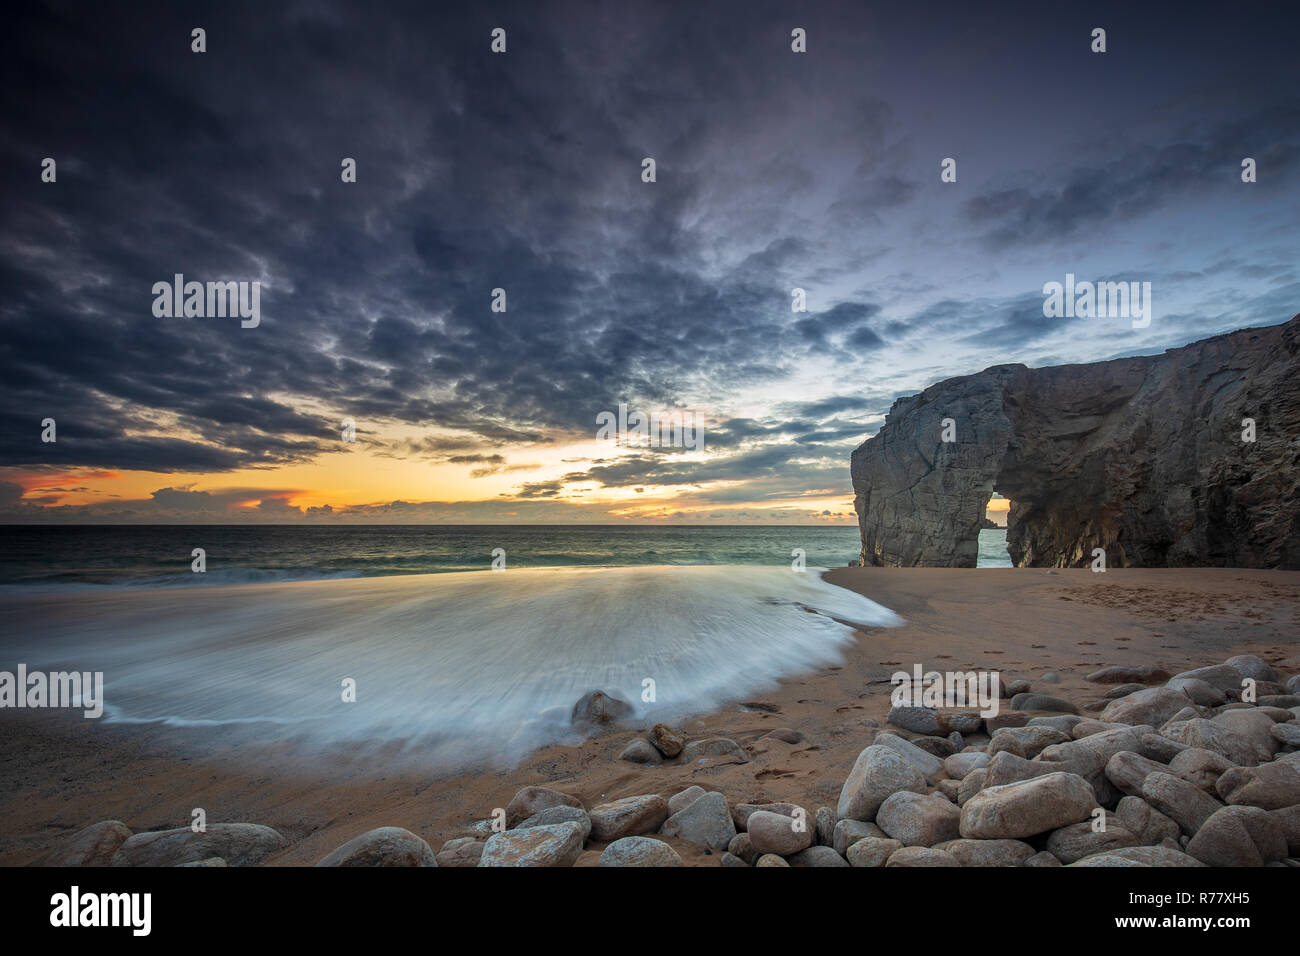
0 565 901 767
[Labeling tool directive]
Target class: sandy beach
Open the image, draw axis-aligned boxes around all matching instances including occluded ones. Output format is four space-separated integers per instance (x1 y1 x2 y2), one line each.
2 566 1296 867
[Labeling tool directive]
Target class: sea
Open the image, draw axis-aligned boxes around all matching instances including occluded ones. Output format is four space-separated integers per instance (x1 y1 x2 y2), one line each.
0 524 1014 588
0 524 1010 766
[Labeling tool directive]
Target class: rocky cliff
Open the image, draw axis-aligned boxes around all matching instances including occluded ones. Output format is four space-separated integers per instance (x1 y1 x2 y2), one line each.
851 315 1300 569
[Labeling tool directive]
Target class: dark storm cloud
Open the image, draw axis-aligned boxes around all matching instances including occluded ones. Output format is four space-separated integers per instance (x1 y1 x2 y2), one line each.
4 0 884 473
963 105 1300 249
3 0 1297 497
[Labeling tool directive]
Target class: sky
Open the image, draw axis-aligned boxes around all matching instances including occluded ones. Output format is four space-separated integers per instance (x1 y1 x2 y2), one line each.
2 0 1297 524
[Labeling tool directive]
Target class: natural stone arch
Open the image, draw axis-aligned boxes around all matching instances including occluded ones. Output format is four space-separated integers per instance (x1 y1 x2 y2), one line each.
851 316 1300 569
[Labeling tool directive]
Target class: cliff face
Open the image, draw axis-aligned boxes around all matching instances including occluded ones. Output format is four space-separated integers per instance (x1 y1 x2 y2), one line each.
851 315 1300 569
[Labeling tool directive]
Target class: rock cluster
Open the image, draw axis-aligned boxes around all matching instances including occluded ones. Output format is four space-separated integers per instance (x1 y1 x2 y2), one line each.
42 654 1300 868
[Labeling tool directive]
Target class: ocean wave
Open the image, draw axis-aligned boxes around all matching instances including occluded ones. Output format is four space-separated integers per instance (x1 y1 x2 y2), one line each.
0 567 364 593
0 565 902 768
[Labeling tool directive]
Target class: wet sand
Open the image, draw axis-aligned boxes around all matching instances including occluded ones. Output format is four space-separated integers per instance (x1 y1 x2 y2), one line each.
2 567 1297 866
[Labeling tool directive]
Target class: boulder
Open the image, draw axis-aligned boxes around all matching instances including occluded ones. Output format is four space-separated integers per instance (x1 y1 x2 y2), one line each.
1225 655 1281 683
884 846 960 866
1087 665 1171 684
1068 845 1206 867
944 751 990 778
1169 664 1247 694
746 809 814 857
504 786 583 828
588 794 669 842
872 732 945 782
727 832 758 865
680 737 748 766
1215 761 1300 810
479 822 585 867
316 827 436 867
845 837 903 867
435 837 484 867
667 786 707 815
113 823 286 868
1024 850 1063 866
597 836 683 867
1044 821 1138 863
1104 750 1168 797
1140 772 1224 835
988 725 1070 759
957 768 987 806
571 689 632 725
41 821 132 867
732 802 800 830
887 705 982 736
659 791 736 850
1114 796 1181 846
876 791 962 847
1166 677 1227 707
787 845 851 867
832 819 886 856
1168 748 1236 792
1185 805 1288 866
1160 718 1262 767
618 738 661 764
1010 693 1077 714
1100 686 1193 728
933 838 1036 866
960 772 1097 839
649 723 685 757
837 744 928 820
1140 733 1190 763
1214 709 1280 760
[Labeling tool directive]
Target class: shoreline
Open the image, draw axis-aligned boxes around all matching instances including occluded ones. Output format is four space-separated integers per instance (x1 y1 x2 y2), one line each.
2 567 1297 866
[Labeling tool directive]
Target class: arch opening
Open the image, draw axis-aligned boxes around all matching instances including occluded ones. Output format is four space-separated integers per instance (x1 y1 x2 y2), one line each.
978 493 1012 567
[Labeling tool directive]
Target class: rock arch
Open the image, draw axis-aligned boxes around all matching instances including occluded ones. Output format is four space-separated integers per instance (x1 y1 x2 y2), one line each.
850 316 1300 569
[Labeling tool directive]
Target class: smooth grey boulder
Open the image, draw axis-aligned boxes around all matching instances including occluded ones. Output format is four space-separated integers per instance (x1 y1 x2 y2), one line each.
934 838 1036 866
659 791 736 850
1044 821 1138 863
872 732 945 782
887 705 982 736
837 744 928 820
597 836 682 867
42 821 132 867
680 737 748 766
504 786 583 827
876 791 961 847
479 821 584 867
588 794 669 842
1087 665 1171 685
316 827 436 867
1101 686 1193 728
114 823 286 868
846 836 903 867
1185 805 1287 866
1140 772 1224 835
1215 761 1300 811
787 845 851 867
1115 796 1181 846
571 689 632 725
960 771 1096 839
1068 845 1206 867
1010 693 1077 714
746 809 814 857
